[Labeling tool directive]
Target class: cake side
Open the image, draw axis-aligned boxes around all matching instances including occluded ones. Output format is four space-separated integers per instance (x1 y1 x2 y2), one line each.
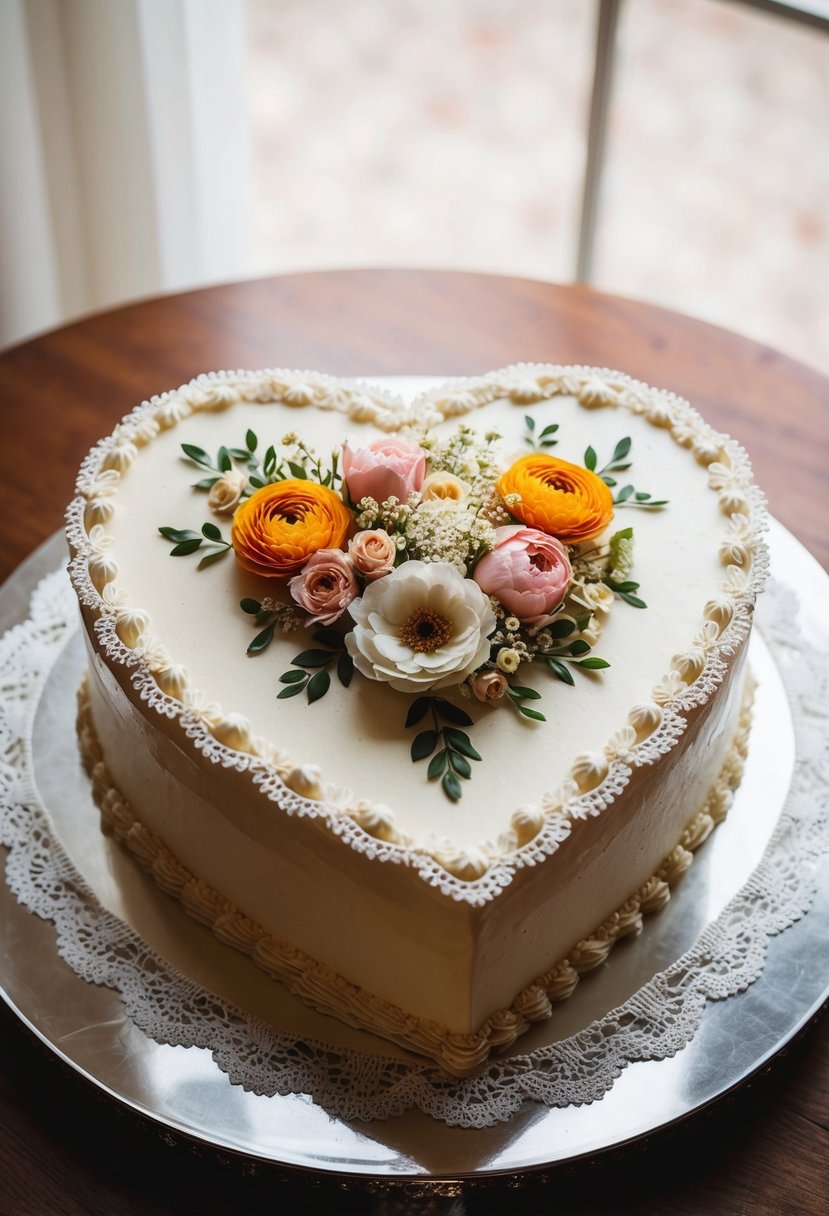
77 664 754 1075
66 365 768 1069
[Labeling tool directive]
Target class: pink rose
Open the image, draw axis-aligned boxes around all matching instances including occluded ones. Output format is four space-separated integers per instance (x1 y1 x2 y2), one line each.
473 525 571 624
470 669 508 703
289 549 358 626
348 529 397 581
343 438 426 505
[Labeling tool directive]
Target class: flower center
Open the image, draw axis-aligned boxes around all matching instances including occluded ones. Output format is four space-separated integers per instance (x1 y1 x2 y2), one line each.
400 607 452 653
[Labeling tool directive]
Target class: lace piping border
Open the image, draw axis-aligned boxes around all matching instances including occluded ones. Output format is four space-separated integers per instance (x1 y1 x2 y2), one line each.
64 365 769 905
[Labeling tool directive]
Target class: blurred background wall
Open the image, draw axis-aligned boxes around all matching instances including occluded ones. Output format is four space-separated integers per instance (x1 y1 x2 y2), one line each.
2 0 827 372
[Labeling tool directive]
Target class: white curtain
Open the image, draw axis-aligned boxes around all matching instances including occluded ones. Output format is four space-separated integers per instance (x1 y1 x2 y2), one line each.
0 0 252 349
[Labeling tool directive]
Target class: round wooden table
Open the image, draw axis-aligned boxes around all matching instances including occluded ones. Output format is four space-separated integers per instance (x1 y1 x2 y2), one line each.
0 270 826 1214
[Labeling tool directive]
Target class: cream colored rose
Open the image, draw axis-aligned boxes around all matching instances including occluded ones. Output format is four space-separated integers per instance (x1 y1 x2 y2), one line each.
420 471 471 508
470 669 508 703
348 529 397 581
208 470 247 514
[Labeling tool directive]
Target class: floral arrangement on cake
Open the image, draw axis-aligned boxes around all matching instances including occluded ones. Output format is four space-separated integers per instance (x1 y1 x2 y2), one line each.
160 417 666 800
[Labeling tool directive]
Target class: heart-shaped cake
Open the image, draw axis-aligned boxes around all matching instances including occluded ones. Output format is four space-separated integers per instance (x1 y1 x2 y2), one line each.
67 365 767 1073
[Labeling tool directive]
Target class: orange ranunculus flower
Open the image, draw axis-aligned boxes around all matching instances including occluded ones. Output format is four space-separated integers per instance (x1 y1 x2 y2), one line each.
231 480 352 578
497 454 614 544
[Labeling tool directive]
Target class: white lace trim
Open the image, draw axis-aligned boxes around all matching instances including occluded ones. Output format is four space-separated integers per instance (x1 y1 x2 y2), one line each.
1 569 825 1126
64 366 769 901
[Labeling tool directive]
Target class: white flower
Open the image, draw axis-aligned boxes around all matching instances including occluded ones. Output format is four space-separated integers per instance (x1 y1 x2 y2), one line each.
208 470 247 514
496 647 521 673
345 561 496 692
420 470 471 507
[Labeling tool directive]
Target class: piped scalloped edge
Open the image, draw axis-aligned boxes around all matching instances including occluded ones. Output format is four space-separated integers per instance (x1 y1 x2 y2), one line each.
65 364 769 901
77 673 755 1077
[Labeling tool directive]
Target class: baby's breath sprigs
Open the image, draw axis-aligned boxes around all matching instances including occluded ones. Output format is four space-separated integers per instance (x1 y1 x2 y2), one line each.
406 697 481 802
523 414 559 450
158 523 232 569
584 437 669 509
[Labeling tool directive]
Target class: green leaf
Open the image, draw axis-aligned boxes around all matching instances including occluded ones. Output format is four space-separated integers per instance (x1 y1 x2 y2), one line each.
228 447 250 460
449 752 472 779
159 526 201 543
263 445 277 476
337 651 354 688
248 623 276 654
307 669 331 703
568 639 591 657
427 751 448 780
549 618 575 639
170 538 203 556
508 685 541 700
616 485 634 503
612 437 632 463
240 597 262 615
292 649 335 667
524 414 536 432
433 700 473 727
279 669 307 684
246 428 258 453
601 475 617 487
405 696 431 728
197 548 230 570
540 437 559 448
277 682 306 699
518 705 546 722
574 657 611 670
202 522 222 541
287 461 308 480
217 445 232 473
249 475 265 489
192 477 220 490
411 730 438 762
620 591 648 609
444 728 482 760
539 423 559 438
181 443 213 467
548 657 575 686
442 771 462 802
584 445 597 471
313 628 344 650
635 491 651 502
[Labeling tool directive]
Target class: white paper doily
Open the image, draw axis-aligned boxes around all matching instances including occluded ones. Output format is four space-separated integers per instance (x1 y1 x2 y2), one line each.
1 524 828 1146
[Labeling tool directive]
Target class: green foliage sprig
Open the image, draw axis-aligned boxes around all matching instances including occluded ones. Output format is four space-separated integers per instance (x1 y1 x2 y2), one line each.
276 630 353 703
505 684 546 721
406 697 481 802
182 429 341 494
523 414 559 450
604 578 648 609
584 437 668 509
541 617 611 686
158 523 232 569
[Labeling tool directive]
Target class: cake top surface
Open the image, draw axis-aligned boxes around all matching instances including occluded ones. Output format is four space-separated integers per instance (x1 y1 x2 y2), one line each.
67 365 768 902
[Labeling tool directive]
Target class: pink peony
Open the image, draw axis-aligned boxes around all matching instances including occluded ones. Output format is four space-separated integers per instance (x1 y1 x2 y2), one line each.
289 549 358 626
343 438 426 505
473 525 571 625
348 529 397 581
